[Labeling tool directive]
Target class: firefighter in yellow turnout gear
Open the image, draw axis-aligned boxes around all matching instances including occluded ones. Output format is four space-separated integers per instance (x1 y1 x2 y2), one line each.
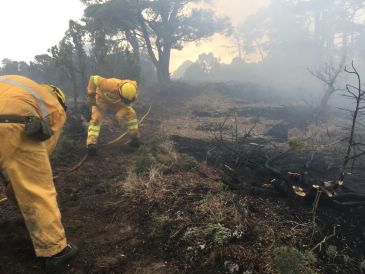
86 75 140 155
0 75 77 272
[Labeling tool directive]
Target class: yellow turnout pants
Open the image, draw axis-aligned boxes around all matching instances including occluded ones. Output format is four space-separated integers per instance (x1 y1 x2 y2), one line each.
0 104 67 257
87 95 139 145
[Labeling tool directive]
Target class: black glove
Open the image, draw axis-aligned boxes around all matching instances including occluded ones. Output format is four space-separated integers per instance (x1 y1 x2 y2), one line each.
87 95 96 106
87 144 97 156
128 137 141 148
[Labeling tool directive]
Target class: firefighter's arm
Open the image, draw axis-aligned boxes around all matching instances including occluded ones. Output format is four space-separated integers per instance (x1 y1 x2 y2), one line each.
87 75 102 105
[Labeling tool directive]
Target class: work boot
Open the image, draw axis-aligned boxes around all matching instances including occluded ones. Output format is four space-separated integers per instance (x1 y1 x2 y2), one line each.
87 144 97 156
44 243 78 273
128 137 141 149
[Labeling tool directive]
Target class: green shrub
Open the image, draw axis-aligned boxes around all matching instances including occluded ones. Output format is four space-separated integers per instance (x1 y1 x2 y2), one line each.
209 213 225 224
149 136 164 156
52 136 76 162
133 137 198 175
326 245 337 259
178 153 198 170
272 246 316 274
208 223 232 246
203 191 214 202
134 145 154 175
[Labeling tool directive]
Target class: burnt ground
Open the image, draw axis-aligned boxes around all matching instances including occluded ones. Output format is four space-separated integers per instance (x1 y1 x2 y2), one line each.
1 82 365 274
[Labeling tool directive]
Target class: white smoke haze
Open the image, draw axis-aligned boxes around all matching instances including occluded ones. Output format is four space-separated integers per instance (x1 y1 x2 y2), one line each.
172 0 365 106
0 0 364 105
0 0 84 62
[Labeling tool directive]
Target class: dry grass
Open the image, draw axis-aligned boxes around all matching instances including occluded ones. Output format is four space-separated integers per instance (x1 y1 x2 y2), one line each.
288 122 344 151
121 137 198 206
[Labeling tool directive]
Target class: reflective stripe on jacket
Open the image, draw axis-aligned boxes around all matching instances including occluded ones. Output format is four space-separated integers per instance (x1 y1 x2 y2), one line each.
0 75 64 120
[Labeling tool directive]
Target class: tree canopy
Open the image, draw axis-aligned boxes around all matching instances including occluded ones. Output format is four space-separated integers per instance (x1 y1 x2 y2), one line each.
83 0 231 85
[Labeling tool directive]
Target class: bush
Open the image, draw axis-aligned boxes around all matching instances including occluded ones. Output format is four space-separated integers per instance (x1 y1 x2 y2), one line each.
133 137 198 176
178 153 198 170
208 223 232 247
272 246 316 274
134 145 154 175
326 245 337 259
52 136 76 162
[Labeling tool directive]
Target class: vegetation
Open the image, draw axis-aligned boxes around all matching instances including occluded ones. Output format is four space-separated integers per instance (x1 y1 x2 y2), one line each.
272 246 316 274
52 136 76 162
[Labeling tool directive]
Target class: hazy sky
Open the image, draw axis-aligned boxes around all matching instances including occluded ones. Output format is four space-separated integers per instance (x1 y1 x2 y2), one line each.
0 0 84 62
0 0 270 71
170 0 271 72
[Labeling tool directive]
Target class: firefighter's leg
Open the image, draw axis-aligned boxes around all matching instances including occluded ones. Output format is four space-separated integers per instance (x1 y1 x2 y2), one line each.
87 105 105 146
6 138 67 257
115 105 139 138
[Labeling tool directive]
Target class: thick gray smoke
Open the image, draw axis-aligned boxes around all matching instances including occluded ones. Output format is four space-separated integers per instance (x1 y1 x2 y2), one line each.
174 0 365 105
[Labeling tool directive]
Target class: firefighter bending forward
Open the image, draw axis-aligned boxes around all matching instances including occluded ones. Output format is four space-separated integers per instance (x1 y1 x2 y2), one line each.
86 75 140 155
0 75 77 272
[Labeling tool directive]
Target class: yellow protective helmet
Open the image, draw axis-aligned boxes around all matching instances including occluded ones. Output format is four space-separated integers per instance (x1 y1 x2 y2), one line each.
119 81 138 103
44 84 67 111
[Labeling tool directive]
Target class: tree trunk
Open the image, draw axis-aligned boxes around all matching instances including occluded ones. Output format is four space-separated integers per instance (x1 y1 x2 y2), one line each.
315 86 334 120
157 46 171 87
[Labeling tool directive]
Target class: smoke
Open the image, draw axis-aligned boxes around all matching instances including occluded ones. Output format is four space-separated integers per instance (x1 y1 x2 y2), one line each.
170 0 271 72
173 0 365 105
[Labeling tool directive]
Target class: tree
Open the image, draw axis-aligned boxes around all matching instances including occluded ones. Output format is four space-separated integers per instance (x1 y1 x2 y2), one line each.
309 56 346 119
183 52 221 81
68 20 88 91
82 0 231 86
28 54 59 83
50 20 91 109
238 0 365 65
0 59 30 76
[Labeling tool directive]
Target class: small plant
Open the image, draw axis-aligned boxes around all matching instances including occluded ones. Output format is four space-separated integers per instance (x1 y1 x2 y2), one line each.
360 258 365 272
208 223 232 246
210 212 225 224
288 138 302 150
52 136 76 162
183 227 204 241
303 250 317 265
149 136 164 156
272 246 316 274
122 168 144 198
149 214 171 238
288 138 311 153
134 145 154 175
203 191 214 202
326 245 338 260
178 153 198 170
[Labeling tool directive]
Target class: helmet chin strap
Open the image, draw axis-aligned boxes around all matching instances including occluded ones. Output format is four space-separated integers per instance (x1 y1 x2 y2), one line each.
50 85 67 112
120 96 133 105
118 89 134 105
